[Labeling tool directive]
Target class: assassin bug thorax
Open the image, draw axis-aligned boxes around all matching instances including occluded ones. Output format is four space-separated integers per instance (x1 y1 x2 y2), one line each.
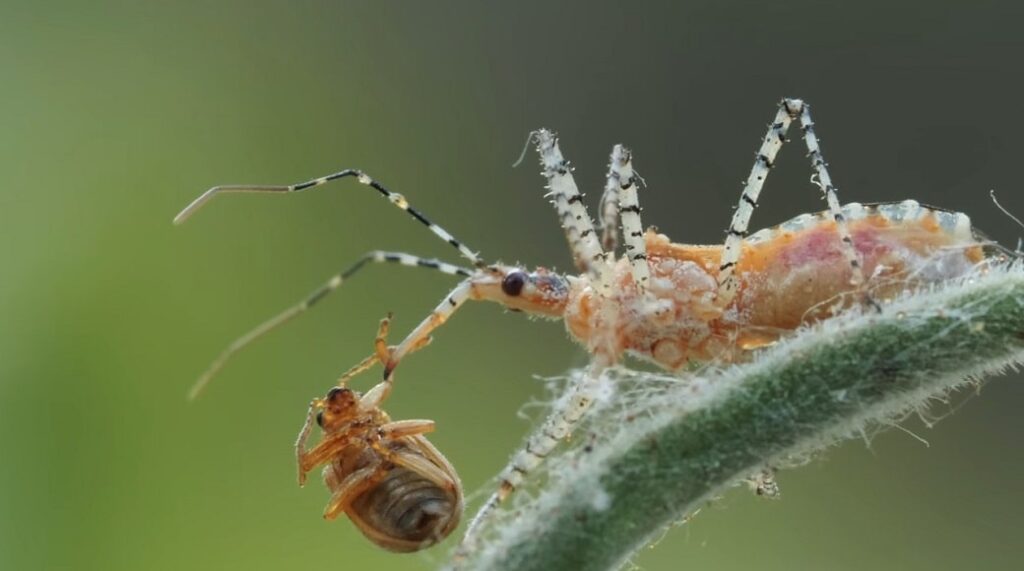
175 99 987 558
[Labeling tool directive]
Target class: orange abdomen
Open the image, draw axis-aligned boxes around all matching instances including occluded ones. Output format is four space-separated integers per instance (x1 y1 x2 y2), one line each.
568 202 987 369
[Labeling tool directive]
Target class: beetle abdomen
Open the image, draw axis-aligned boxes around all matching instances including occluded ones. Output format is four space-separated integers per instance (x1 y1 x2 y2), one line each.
349 465 460 552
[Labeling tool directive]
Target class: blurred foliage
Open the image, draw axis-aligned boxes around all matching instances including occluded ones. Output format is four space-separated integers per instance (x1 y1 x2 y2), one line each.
1 1 1022 570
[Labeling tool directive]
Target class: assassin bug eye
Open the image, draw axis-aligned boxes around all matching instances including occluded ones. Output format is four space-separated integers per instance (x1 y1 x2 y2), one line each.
501 271 528 296
315 410 324 428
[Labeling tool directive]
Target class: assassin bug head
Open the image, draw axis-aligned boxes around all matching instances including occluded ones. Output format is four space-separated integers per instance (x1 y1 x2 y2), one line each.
470 265 571 318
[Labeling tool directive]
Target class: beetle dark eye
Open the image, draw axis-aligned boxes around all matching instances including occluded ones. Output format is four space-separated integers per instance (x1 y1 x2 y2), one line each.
501 271 527 296
315 410 324 428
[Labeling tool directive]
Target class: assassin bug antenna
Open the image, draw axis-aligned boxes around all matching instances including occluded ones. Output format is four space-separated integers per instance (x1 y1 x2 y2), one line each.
511 130 540 168
173 169 486 268
989 190 1024 257
184 251 471 400
175 168 489 400
990 190 1024 234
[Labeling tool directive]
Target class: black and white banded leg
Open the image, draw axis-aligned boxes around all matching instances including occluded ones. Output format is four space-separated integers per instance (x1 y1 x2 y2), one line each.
454 364 608 565
381 279 476 379
609 145 650 291
532 130 609 279
598 155 622 253
716 98 864 308
186 251 471 399
174 168 485 269
799 102 863 286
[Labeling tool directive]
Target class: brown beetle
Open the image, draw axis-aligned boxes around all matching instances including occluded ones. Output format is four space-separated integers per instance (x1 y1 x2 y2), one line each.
294 315 462 552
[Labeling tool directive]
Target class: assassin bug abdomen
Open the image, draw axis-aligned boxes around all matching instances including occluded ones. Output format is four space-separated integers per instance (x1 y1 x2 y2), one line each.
565 201 984 369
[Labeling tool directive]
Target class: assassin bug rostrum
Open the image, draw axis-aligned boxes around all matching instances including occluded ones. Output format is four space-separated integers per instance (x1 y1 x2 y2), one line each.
175 98 987 557
294 314 463 552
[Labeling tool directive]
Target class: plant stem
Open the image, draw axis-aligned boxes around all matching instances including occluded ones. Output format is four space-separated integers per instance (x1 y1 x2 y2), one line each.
457 265 1024 571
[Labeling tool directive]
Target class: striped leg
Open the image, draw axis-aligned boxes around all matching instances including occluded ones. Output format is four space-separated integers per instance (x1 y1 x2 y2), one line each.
383 280 474 379
598 159 621 253
532 130 608 279
799 102 864 286
454 365 607 564
716 98 864 308
174 169 484 268
608 145 650 291
186 251 470 400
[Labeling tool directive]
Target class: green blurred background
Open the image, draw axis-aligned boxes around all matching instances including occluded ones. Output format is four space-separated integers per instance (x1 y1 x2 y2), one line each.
2 1 1023 569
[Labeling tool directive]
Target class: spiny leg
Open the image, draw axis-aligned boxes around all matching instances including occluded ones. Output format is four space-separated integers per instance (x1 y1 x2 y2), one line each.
608 145 650 292
174 169 485 268
715 101 796 307
598 159 621 252
716 98 864 308
186 251 470 400
798 102 864 286
455 365 608 563
532 130 608 279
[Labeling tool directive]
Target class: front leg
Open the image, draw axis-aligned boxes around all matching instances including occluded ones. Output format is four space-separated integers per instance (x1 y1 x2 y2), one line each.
385 281 473 378
532 129 608 279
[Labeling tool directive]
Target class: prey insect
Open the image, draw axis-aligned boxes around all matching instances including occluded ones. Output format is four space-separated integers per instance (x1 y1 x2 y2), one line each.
295 314 463 552
175 98 987 560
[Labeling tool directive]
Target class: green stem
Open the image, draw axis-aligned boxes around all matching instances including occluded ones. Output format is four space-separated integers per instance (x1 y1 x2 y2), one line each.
457 265 1024 571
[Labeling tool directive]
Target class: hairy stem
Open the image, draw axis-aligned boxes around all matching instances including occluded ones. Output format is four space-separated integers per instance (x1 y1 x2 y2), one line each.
456 264 1024 571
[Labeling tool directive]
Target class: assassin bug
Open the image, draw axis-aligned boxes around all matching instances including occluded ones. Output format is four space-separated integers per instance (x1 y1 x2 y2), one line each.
295 314 463 552
175 98 987 558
